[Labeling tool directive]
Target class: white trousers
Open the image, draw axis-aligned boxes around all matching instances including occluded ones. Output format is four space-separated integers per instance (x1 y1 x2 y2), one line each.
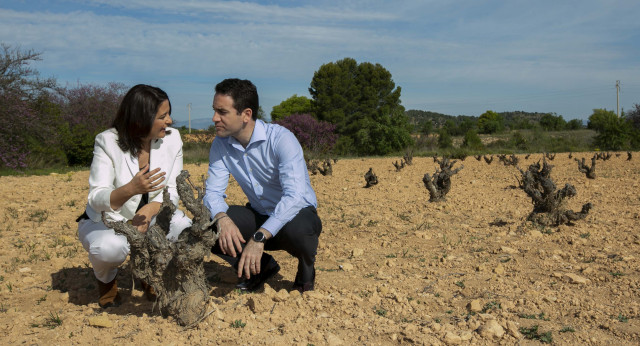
78 210 192 283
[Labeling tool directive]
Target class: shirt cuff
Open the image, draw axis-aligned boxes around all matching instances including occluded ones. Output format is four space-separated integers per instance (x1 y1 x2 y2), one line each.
260 217 285 237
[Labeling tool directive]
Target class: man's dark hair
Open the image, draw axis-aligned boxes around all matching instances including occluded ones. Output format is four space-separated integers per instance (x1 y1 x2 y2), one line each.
112 84 171 156
215 78 259 120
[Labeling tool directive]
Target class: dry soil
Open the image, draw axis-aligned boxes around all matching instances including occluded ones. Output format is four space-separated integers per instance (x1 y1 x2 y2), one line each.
1 152 639 345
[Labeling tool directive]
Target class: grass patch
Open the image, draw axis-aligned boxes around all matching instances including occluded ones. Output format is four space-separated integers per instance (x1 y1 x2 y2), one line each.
482 301 501 313
520 325 552 343
44 312 63 329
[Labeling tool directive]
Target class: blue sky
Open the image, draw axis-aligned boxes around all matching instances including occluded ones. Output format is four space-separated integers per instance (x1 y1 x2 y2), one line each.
2 0 639 126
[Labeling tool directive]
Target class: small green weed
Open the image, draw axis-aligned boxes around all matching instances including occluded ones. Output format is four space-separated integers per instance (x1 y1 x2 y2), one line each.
6 283 12 292
45 312 63 329
559 326 575 333
520 325 552 343
610 271 625 277
230 319 246 328
518 312 549 321
615 314 629 323
455 281 465 289
5 207 19 219
579 232 590 239
385 253 397 258
37 295 47 305
482 301 501 313
375 308 387 317
366 219 378 226
28 210 49 223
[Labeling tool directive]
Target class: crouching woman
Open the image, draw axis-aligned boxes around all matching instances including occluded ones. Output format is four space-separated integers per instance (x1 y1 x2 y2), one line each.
77 84 191 308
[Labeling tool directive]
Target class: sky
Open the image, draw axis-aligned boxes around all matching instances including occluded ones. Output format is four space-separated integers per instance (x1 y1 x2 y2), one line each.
1 0 639 127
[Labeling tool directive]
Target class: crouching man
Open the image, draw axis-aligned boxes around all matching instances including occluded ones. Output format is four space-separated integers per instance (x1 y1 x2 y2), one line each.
203 78 322 292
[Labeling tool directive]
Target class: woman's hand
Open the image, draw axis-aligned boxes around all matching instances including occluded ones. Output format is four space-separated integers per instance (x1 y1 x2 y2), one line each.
129 163 166 195
109 164 166 211
132 202 161 233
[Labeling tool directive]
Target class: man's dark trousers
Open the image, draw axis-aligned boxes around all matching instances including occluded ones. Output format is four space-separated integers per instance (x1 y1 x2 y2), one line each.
211 205 322 285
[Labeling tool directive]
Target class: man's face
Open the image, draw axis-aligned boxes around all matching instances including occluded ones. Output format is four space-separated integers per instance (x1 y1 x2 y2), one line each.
212 93 245 138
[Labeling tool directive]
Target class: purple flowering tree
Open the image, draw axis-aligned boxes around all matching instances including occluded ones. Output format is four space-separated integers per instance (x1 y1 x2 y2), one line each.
0 92 34 169
274 113 338 154
53 82 127 166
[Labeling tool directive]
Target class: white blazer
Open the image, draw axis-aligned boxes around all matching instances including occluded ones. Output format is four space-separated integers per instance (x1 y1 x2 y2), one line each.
84 127 184 223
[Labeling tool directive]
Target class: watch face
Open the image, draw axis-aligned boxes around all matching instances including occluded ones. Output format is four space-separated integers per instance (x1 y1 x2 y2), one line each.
253 232 265 242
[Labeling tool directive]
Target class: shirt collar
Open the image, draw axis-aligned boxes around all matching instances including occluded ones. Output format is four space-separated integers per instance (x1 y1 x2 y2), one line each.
229 119 267 151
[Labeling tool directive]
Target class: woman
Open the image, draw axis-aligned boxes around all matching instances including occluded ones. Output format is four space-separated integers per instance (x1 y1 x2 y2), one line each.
77 84 191 308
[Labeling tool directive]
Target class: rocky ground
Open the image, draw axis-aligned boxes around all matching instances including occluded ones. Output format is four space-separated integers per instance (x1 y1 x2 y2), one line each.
0 152 639 345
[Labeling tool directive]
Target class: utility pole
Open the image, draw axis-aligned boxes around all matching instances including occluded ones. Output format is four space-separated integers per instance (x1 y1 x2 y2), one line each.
188 103 192 134
616 80 620 117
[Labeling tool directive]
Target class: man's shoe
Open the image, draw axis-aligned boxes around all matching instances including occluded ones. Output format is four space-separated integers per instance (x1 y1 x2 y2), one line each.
97 278 121 308
292 281 314 293
236 259 280 292
292 267 315 293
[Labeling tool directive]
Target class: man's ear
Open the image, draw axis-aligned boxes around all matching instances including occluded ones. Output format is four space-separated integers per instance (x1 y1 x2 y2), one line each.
242 108 253 123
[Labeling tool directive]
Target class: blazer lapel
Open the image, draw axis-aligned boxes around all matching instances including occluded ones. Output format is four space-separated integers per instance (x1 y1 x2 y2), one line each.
150 139 166 172
124 151 139 176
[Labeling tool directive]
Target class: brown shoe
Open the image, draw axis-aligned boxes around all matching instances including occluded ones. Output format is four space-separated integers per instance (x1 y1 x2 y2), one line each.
97 278 121 308
140 280 157 301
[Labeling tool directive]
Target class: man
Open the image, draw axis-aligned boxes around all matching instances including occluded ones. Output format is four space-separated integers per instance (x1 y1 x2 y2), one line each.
204 78 322 292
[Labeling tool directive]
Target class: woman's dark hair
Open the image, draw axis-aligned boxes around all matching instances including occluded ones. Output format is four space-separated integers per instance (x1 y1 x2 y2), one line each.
112 84 171 156
215 78 259 120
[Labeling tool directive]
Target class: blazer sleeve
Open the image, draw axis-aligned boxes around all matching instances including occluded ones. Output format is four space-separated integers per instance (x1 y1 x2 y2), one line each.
87 132 118 214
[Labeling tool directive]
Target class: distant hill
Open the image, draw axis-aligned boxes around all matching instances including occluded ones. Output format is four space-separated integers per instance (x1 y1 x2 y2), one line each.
405 109 552 130
173 118 212 130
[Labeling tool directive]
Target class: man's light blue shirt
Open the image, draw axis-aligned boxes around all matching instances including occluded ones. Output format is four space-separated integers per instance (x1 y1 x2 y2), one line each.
203 120 318 236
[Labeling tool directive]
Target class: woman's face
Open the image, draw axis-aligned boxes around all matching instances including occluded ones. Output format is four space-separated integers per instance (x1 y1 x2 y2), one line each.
147 100 172 140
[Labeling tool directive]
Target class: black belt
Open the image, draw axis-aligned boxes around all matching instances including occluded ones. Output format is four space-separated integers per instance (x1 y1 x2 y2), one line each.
76 211 89 222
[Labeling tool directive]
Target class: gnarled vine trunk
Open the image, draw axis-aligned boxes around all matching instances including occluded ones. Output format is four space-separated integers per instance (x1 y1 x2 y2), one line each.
518 159 592 226
102 170 218 326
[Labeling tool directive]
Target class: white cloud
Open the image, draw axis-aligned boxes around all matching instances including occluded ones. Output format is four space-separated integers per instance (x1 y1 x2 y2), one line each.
1 0 639 121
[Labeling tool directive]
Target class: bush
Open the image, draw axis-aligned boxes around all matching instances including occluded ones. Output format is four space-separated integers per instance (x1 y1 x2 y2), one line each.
588 109 631 150
510 131 528 151
437 129 453 149
462 130 483 150
54 82 127 166
274 113 338 155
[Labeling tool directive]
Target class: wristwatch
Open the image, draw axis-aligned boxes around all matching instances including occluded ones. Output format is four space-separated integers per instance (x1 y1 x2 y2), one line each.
252 231 267 243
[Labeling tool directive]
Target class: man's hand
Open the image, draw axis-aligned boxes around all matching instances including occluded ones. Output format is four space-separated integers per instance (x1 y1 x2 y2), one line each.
216 214 246 257
237 240 264 279
131 202 161 233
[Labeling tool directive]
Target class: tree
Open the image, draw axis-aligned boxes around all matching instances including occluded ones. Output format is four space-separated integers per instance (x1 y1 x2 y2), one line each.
625 104 640 148
566 118 583 130
54 82 127 166
0 43 56 97
588 108 631 150
477 110 504 134
437 128 453 149
270 94 313 122
0 44 57 169
419 120 434 136
309 57 412 156
539 113 566 131
274 113 338 154
462 129 483 150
